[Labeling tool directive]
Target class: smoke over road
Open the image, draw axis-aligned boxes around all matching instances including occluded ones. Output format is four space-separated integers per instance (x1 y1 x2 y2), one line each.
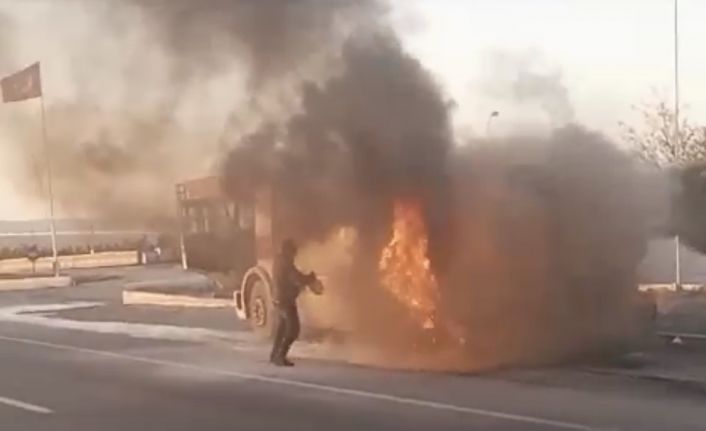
126 0 378 90
1 1 375 222
1 2 664 369
437 128 651 368
218 7 657 368
0 12 15 70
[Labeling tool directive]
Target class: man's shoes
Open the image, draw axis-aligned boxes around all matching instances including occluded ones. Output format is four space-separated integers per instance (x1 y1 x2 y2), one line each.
271 357 295 367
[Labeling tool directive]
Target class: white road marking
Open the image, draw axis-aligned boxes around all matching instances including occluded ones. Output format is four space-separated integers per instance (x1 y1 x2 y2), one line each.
0 395 52 414
0 302 256 347
0 302 104 314
0 333 606 431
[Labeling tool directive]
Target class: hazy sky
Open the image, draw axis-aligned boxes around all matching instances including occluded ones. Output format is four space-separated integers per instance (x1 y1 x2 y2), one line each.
0 0 703 219
396 0 703 134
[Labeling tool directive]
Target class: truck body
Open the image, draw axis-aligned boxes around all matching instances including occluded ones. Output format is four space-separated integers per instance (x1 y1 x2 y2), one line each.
176 175 656 349
176 176 336 337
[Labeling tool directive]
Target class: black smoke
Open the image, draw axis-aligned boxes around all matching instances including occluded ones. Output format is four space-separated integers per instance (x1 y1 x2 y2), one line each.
4 2 662 368
439 127 651 368
124 0 378 90
223 30 453 244
221 20 655 368
671 163 706 252
3 1 378 222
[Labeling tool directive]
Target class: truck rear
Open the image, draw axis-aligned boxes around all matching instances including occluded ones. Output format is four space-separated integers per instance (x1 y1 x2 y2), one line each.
176 176 338 338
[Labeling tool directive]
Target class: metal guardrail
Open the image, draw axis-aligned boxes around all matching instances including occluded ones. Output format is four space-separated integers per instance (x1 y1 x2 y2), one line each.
658 331 706 342
639 283 704 292
0 230 155 237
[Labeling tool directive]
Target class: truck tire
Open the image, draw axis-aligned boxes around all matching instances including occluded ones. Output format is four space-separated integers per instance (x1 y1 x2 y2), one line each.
248 280 277 339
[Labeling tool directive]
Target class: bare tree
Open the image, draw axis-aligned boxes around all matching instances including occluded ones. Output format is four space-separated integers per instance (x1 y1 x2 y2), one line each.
621 98 706 289
620 98 706 167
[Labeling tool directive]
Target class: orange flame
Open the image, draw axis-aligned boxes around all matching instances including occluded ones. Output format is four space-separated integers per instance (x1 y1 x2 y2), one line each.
379 199 439 329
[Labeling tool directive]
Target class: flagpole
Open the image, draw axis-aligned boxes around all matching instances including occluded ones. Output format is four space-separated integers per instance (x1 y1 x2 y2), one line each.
39 93 58 276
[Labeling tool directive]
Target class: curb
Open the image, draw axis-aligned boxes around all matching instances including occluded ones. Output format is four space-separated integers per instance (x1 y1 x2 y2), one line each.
122 289 232 308
0 252 138 273
124 277 214 295
581 366 706 391
0 276 74 291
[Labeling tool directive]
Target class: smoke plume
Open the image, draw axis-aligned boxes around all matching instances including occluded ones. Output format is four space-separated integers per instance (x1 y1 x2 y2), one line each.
3 2 661 369
438 128 650 368
8 103 219 224
125 0 379 90
221 22 654 368
480 50 575 126
0 12 15 70
671 162 706 252
223 30 452 242
2 1 377 222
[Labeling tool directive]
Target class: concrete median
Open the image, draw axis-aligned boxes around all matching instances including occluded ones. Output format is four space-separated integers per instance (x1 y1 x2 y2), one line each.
122 276 232 308
0 276 74 291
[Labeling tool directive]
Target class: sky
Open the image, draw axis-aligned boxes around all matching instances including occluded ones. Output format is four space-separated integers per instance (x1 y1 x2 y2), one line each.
395 0 705 135
0 0 703 220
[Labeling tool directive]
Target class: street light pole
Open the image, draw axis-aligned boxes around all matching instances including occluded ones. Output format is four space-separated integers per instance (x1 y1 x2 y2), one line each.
674 0 680 141
674 0 682 289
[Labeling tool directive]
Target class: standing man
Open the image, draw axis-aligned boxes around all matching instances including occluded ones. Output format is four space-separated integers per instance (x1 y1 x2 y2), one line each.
270 238 319 366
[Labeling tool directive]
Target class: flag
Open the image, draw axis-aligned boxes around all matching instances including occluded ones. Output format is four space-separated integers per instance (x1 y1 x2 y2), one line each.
1 62 42 103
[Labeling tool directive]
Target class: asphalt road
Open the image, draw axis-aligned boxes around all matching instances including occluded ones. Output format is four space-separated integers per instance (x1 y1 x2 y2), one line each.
0 266 705 431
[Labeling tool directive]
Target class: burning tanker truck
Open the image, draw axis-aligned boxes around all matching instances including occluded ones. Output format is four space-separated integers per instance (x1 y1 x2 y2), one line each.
177 127 659 370
169 30 659 369
174 175 468 350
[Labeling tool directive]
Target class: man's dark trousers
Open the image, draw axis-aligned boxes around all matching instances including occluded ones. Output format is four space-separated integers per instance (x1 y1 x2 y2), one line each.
270 304 300 362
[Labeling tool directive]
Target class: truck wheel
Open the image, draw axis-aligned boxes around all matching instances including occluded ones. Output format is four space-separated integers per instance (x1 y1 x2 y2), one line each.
248 281 276 339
